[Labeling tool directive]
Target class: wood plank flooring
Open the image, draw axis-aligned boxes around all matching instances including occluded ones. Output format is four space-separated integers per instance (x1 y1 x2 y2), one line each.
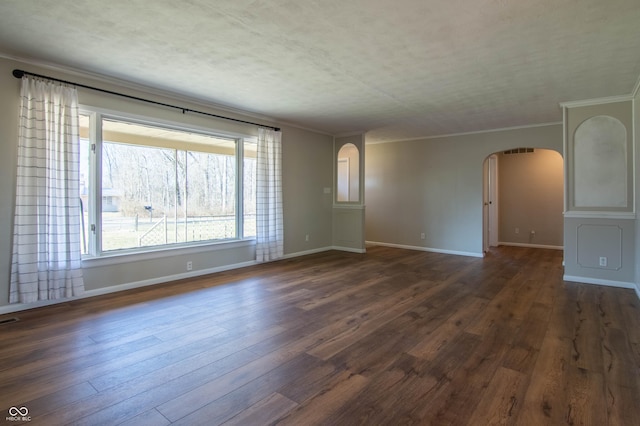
1 246 639 425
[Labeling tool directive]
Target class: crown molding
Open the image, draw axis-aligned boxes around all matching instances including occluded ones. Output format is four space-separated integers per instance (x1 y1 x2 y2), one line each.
559 94 634 108
366 121 562 145
633 73 640 98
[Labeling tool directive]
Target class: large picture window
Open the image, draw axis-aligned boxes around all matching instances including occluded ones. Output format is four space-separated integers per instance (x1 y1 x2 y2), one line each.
79 112 256 256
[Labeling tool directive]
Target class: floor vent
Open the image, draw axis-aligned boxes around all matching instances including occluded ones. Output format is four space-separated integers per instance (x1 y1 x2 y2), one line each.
0 317 19 325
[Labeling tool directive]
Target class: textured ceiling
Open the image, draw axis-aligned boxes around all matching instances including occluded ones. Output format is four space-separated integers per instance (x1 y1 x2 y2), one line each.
0 0 639 143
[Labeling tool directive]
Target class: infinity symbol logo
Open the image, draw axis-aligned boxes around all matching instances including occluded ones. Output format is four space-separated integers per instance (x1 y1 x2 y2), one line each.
8 406 29 416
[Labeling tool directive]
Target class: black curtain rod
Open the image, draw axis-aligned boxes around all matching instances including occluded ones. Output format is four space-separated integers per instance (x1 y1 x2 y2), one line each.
12 69 281 132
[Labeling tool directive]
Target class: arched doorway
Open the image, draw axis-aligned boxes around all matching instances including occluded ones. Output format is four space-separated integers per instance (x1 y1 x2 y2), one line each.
483 148 564 254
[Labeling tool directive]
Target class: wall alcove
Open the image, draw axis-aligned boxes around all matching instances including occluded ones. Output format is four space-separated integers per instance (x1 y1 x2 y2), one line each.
573 115 627 209
336 143 360 203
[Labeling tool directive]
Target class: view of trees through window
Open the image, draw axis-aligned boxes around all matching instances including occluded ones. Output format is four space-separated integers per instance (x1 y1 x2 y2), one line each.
79 115 256 254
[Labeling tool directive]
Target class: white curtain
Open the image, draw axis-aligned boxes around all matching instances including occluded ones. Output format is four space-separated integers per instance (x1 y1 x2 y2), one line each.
10 76 84 303
255 127 283 262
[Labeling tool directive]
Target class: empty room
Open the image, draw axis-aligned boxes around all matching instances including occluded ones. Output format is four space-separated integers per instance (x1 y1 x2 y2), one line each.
1 1 640 424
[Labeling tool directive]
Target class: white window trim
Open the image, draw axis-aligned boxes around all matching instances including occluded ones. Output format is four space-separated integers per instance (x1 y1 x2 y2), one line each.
81 238 256 268
80 106 257 259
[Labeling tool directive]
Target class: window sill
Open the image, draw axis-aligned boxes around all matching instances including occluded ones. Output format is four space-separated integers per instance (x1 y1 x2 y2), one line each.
81 238 256 268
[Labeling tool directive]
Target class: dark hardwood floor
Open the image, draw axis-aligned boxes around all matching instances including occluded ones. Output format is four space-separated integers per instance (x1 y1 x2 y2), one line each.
1 246 639 425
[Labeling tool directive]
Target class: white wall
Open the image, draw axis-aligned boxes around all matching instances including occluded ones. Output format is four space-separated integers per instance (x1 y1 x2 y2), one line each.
365 125 563 256
0 57 334 310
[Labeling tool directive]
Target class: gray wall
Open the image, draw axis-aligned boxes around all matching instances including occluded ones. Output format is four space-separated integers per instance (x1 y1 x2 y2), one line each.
498 149 564 247
0 58 21 308
635 89 640 294
0 57 334 309
365 125 563 256
283 126 334 253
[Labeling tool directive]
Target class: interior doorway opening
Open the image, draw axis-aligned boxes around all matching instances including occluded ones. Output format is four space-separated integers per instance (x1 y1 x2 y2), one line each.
483 148 564 254
483 154 498 252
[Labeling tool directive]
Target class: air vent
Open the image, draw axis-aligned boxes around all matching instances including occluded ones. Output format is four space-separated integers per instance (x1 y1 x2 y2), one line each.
503 148 534 155
0 317 19 325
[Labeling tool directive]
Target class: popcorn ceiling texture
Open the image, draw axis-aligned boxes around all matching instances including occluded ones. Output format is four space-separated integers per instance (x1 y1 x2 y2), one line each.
0 0 638 142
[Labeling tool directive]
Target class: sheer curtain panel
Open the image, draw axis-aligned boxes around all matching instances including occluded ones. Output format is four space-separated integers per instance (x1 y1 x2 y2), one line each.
10 76 85 303
255 128 283 262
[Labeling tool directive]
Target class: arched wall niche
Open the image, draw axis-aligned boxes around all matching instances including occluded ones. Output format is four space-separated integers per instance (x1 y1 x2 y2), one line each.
334 134 364 204
333 134 365 253
336 143 360 202
573 115 627 209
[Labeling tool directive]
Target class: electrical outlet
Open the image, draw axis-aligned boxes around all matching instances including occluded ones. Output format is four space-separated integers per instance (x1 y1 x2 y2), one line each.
420 233 425 240
305 234 309 242
187 261 193 271
599 257 607 267
515 228 519 234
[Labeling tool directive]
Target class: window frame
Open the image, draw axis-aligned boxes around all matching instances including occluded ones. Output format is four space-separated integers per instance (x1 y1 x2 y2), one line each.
79 106 257 262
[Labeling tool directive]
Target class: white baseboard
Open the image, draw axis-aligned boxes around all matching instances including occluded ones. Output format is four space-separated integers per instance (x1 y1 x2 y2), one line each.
498 242 564 250
332 246 366 254
0 260 258 315
280 246 333 259
563 275 636 290
0 298 68 315
0 246 358 315
281 246 367 258
366 241 483 258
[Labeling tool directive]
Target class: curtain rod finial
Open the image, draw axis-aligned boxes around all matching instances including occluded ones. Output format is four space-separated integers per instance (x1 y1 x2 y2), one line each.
12 69 25 79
